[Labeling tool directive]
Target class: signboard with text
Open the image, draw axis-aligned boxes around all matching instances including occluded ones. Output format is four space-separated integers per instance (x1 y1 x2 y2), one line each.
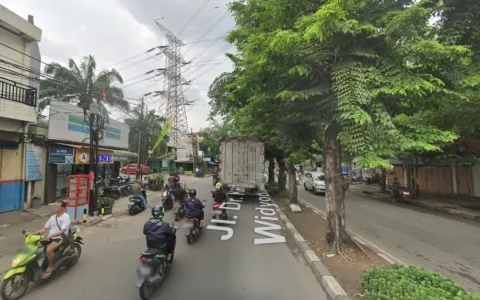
74 148 114 164
25 144 45 181
49 148 74 164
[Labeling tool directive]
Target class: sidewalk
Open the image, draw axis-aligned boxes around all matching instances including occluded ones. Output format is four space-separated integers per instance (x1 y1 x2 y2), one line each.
0 190 163 275
348 183 480 222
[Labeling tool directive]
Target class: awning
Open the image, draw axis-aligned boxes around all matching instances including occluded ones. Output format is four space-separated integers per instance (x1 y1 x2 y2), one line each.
54 142 112 152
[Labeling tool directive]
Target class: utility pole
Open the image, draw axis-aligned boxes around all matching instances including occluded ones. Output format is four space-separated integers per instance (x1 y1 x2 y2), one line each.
191 128 198 169
136 97 144 180
88 112 96 215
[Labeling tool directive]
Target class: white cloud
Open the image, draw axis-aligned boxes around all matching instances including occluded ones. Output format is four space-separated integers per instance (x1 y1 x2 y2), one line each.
2 0 234 131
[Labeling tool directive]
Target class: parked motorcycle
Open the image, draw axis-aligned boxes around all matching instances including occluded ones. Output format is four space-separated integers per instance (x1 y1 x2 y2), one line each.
173 200 186 221
194 170 204 178
1 229 83 300
212 176 219 187
184 200 206 244
128 190 148 215
135 223 177 300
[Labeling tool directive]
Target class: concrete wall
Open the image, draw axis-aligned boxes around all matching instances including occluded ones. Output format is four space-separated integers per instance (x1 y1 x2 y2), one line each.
0 132 25 212
0 5 42 125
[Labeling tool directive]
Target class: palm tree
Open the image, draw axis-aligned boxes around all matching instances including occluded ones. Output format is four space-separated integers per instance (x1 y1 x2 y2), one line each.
38 55 129 115
125 107 167 159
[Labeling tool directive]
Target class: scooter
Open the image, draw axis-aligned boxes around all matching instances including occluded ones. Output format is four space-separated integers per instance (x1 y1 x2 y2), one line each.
136 223 177 300
184 199 206 245
173 199 186 221
194 170 204 177
162 189 174 211
1 229 83 300
128 190 148 215
212 202 227 220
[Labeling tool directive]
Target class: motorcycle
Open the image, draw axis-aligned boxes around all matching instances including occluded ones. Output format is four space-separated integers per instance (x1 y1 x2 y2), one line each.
212 202 227 221
128 190 148 215
212 176 219 186
136 223 177 300
1 229 83 300
173 199 186 221
388 184 410 203
162 190 173 211
211 191 227 220
194 170 204 178
184 200 206 244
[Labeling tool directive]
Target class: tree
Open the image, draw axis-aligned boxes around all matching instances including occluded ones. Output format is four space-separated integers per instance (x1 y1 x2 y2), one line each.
38 55 129 115
125 108 166 159
217 0 472 254
197 120 238 158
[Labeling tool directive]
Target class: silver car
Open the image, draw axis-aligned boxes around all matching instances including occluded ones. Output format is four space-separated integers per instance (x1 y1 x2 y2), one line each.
303 171 326 194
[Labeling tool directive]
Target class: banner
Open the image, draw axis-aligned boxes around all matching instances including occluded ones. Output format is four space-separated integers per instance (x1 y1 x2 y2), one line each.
149 119 172 157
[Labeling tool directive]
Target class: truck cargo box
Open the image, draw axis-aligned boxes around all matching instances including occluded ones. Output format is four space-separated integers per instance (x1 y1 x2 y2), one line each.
219 137 264 196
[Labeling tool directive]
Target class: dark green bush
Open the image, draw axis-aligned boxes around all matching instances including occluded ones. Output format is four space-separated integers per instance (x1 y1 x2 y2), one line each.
361 265 480 300
265 182 279 196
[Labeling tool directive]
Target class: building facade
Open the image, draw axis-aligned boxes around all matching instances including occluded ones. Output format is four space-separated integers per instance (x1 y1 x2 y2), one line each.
0 5 42 213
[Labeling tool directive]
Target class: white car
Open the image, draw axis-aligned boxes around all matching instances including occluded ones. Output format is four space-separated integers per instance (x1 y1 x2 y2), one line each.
303 171 326 194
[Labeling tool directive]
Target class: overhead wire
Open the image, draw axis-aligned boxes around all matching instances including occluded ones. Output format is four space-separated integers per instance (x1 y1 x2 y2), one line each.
176 0 211 37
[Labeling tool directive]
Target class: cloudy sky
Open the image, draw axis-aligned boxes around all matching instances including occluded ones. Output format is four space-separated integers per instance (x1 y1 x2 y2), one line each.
3 0 235 130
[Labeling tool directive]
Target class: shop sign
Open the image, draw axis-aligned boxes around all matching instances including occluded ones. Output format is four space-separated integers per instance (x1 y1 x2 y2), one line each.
49 148 74 164
25 144 44 181
75 149 114 164
114 155 130 162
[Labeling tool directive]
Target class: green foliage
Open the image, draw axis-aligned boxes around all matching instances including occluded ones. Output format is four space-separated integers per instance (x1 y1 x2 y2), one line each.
125 109 166 157
39 55 129 114
265 182 288 197
149 174 164 191
361 265 480 300
97 196 115 208
197 120 238 158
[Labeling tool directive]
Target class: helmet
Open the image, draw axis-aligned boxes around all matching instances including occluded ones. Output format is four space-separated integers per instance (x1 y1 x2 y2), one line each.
215 182 223 189
151 205 165 219
188 189 197 197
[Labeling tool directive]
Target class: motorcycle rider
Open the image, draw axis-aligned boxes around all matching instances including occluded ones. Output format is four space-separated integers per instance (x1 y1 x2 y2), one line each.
213 182 227 205
173 183 187 210
33 200 71 279
132 179 148 210
143 205 177 263
185 189 205 228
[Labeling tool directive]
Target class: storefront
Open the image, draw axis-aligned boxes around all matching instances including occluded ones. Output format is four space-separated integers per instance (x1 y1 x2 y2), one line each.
44 101 130 202
45 144 115 202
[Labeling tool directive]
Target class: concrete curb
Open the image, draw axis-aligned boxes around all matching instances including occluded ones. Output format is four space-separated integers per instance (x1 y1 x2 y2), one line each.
298 197 406 266
348 188 480 223
269 197 351 300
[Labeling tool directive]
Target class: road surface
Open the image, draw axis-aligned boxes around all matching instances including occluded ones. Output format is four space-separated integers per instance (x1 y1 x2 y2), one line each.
13 177 327 300
298 185 480 292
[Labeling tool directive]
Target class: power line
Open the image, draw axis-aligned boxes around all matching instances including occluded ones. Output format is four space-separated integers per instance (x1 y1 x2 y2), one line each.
183 12 230 57
176 0 211 37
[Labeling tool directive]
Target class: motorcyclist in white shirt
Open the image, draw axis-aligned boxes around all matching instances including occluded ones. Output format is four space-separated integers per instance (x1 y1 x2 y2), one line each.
33 200 71 279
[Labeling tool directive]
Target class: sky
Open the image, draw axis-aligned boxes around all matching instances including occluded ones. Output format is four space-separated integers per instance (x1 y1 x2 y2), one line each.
2 0 235 131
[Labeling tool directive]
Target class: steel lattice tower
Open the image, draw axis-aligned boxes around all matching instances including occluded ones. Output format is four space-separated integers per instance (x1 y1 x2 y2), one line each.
154 20 190 153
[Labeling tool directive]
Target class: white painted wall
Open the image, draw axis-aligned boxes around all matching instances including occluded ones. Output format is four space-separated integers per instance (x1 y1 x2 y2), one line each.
48 101 130 149
0 5 42 126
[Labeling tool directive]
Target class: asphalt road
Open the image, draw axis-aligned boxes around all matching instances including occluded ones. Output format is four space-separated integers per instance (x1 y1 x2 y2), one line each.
298 185 480 292
15 177 327 300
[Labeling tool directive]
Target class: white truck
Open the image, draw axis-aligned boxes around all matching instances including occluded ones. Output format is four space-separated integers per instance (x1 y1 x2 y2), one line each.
218 137 265 196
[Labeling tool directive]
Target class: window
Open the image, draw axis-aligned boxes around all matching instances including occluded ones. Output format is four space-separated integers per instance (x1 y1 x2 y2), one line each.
316 174 325 181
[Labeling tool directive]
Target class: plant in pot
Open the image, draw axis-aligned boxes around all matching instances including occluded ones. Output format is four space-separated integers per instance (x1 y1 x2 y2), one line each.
149 174 165 191
97 196 115 215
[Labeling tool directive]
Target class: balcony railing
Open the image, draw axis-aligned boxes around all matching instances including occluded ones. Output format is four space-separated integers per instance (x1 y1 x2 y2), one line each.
0 77 37 107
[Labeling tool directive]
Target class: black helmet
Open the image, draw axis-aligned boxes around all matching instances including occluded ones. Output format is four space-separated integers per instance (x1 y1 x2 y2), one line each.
151 205 165 219
188 189 197 197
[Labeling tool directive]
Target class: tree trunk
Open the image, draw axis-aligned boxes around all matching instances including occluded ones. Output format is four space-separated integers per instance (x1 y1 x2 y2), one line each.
380 168 387 192
277 155 286 192
268 156 275 183
324 121 349 253
287 163 298 204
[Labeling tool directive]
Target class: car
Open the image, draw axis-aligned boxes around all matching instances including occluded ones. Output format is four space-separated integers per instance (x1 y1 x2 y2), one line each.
303 171 325 194
121 164 153 175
